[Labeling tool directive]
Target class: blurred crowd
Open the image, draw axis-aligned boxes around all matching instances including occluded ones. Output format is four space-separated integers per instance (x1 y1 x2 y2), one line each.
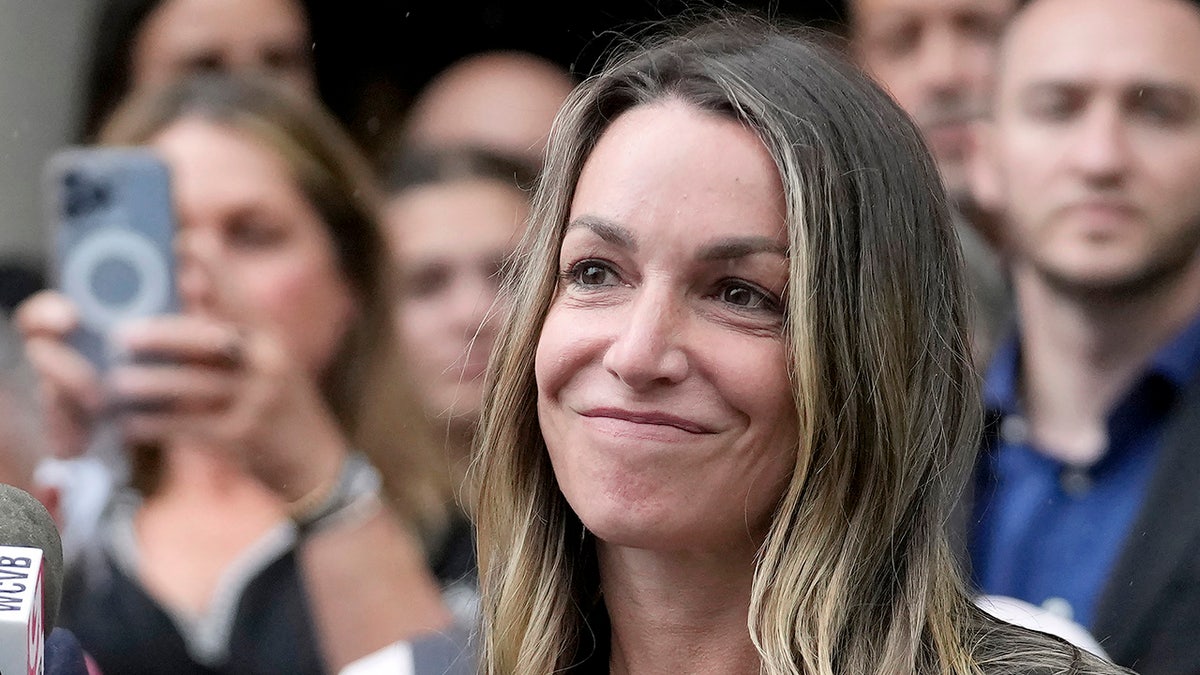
0 0 1198 673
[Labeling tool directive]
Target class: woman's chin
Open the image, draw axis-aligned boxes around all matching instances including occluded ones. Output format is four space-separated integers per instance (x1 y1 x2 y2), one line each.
576 503 713 553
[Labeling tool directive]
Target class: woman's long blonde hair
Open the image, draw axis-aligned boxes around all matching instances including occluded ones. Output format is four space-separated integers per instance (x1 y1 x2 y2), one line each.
474 14 1128 675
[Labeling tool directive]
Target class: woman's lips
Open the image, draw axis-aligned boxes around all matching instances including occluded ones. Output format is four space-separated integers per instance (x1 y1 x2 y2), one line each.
578 407 715 434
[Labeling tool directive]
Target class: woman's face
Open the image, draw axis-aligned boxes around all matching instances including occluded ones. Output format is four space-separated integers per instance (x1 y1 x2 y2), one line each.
131 0 315 95
535 100 799 553
152 117 358 376
385 179 526 428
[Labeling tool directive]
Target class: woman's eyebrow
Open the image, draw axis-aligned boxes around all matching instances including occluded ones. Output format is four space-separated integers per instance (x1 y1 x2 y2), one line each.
698 236 788 261
564 218 787 260
565 215 637 251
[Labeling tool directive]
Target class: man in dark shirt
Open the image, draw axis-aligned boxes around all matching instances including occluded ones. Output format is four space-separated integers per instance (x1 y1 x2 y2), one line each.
969 0 1200 671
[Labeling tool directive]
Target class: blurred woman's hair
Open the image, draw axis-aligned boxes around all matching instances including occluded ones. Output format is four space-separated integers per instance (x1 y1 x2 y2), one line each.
99 72 450 541
472 13 1118 675
381 144 539 197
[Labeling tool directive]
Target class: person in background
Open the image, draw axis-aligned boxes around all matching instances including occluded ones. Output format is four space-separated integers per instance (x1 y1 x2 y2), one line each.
471 13 1128 675
845 2 1111 658
19 73 454 674
382 146 534 492
968 0 1200 671
848 0 1018 365
380 145 535 620
849 0 1015 215
395 50 575 167
77 0 317 143
20 0 323 322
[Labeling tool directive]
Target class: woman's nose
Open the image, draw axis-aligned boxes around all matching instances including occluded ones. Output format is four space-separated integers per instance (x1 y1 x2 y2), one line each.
601 286 688 391
174 231 218 312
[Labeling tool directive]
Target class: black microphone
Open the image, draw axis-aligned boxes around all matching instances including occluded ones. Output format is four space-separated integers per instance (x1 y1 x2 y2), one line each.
0 483 64 674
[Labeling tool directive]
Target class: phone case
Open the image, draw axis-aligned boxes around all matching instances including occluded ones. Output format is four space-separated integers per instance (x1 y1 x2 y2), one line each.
43 147 179 371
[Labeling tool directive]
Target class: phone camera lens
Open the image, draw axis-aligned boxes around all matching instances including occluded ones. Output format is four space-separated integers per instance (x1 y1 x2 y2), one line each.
90 183 110 209
63 174 112 219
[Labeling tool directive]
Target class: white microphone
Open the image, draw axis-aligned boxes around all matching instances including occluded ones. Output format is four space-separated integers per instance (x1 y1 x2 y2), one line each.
0 545 46 674
0 485 64 675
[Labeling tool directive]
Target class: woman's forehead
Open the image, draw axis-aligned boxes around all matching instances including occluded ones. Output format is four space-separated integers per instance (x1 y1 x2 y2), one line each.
566 101 786 244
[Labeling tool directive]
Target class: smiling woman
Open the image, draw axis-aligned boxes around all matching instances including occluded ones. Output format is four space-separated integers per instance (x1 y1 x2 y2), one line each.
537 101 796 555
471 13 1134 675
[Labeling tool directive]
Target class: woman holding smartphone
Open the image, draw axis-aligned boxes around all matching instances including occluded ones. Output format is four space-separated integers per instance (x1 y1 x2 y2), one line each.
19 74 456 674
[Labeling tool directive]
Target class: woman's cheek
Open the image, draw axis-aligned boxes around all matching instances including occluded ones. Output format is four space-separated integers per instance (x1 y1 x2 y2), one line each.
252 258 357 370
534 306 590 401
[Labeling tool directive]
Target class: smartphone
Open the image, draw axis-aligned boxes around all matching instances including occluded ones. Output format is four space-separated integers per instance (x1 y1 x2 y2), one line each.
43 147 179 372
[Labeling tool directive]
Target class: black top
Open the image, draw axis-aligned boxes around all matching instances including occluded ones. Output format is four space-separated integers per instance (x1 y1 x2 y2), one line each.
60 546 325 675
430 513 477 590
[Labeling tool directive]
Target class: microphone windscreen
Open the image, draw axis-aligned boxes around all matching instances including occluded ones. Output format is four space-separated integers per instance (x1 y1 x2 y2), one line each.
0 484 63 634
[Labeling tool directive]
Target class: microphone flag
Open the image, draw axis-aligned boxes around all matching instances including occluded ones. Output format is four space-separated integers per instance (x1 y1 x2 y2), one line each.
0 545 44 675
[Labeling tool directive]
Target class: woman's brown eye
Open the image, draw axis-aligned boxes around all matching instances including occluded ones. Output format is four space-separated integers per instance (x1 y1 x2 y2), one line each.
580 265 607 284
569 260 617 287
227 214 285 249
722 285 757 306
183 52 224 73
717 280 781 314
263 45 309 72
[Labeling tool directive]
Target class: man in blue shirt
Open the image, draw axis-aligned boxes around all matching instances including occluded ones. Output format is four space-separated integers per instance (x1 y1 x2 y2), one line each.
969 0 1200 671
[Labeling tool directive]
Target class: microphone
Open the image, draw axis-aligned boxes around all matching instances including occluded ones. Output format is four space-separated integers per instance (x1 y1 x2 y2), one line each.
0 484 64 675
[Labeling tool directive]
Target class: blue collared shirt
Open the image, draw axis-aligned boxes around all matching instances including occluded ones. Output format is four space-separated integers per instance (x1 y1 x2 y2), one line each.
970 314 1200 628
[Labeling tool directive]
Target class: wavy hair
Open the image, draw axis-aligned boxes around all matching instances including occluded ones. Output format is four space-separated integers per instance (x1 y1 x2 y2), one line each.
473 14 1129 675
